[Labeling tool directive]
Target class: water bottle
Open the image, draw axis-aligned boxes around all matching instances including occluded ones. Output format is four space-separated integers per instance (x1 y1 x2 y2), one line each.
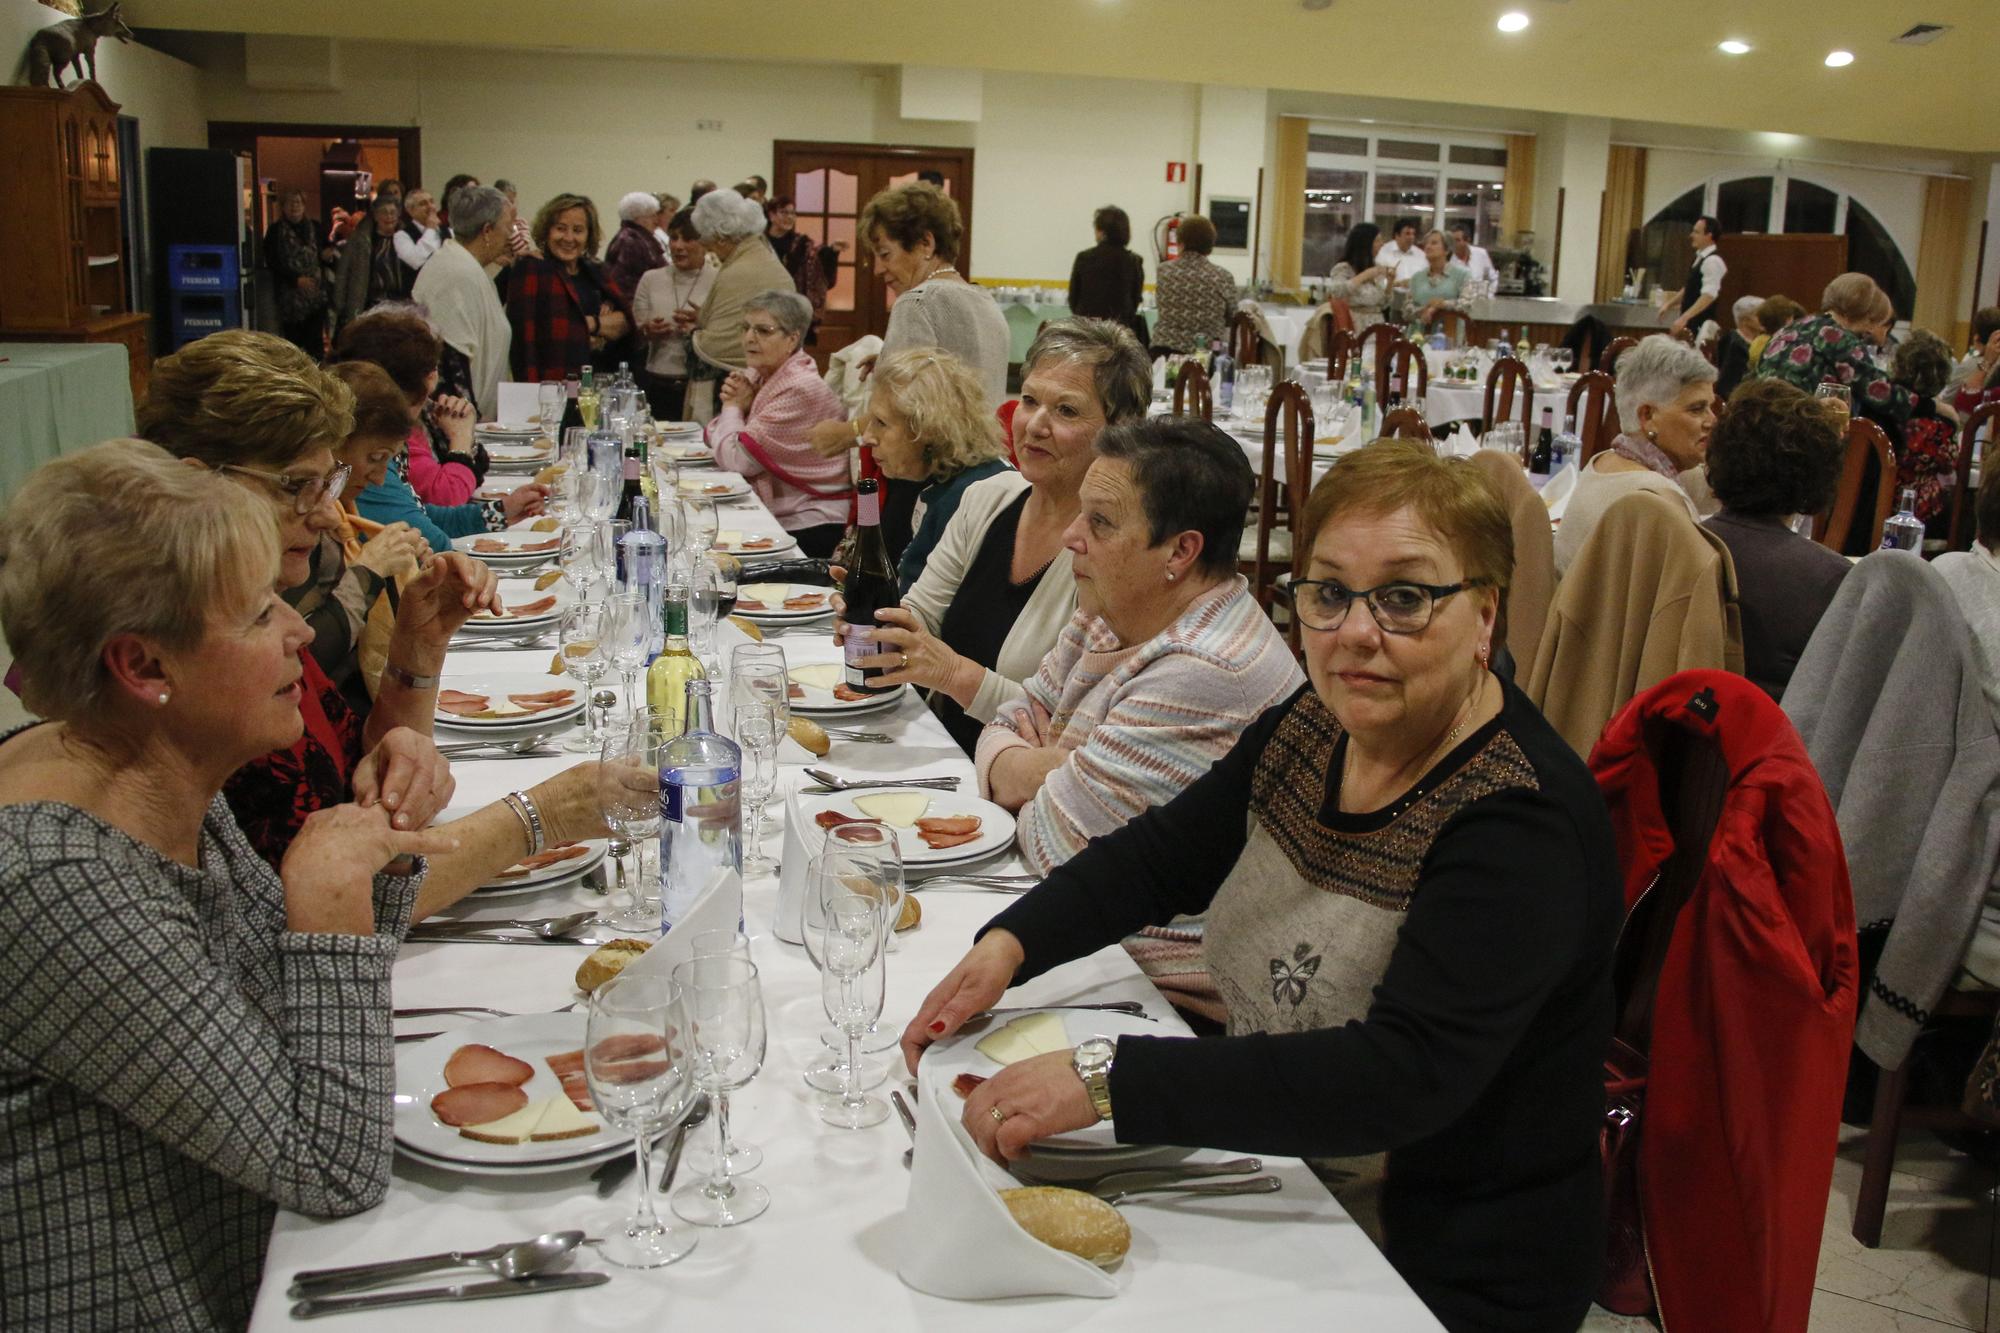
1880 487 1925 552
1212 339 1235 415
620 529 667 655
659 678 742 931
1429 321 1447 352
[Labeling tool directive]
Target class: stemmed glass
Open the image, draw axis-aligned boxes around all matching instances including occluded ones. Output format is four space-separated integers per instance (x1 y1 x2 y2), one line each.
559 602 611 752
584 973 700 1268
537 382 564 442
811 882 890 1129
823 820 905 1053
801 843 898 1094
671 955 770 1227
605 590 651 716
731 657 789 737
732 704 780 874
688 554 728 664
681 497 720 563
560 523 606 603
597 712 664 933
1816 381 1853 432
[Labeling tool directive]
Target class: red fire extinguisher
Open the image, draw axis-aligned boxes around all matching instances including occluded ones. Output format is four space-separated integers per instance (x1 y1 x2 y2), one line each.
1155 214 1182 263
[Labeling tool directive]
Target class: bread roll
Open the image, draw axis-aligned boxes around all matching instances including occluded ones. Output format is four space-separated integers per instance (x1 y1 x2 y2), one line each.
896 892 921 932
787 715 830 758
999 1187 1130 1268
534 464 564 486
727 615 763 642
574 938 652 993
531 517 560 532
534 569 564 590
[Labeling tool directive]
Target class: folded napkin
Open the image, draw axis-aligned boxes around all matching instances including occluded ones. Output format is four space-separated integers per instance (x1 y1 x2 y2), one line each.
1543 462 1579 520
773 784 812 944
1443 424 1480 458
898 1060 1122 1300
496 382 538 428
620 868 743 981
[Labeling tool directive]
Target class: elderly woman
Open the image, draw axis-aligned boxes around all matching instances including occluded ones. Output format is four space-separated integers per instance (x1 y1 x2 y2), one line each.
633 207 718 421
976 416 1303 875
1888 328 1964 527
1150 214 1237 356
1324 222 1394 333
263 187 329 357
392 189 442 273
604 190 667 301
412 184 515 417
1715 294 1762 398
1756 272 1922 432
1749 294 1805 370
860 347 1013 592
688 188 794 415
766 194 828 317
907 437 1619 1333
505 192 633 382
1554 334 1719 575
1067 205 1146 340
705 289 851 556
842 318 1149 754
1700 380 1850 697
1405 230 1468 326
333 193 414 332
0 441 460 1330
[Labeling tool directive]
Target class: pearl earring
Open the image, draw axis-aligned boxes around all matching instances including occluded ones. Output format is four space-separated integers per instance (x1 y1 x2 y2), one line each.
157 692 170 705
1166 569 1177 583
1478 646 1490 670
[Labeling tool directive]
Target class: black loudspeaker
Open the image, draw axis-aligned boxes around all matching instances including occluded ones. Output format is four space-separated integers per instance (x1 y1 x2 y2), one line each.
146 148 250 349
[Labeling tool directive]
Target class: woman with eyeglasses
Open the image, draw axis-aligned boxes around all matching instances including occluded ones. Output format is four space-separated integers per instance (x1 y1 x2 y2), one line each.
906 438 1622 1333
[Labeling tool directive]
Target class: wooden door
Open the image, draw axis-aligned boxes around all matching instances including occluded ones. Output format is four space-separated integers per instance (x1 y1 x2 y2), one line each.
1714 234 1848 329
772 141 975 360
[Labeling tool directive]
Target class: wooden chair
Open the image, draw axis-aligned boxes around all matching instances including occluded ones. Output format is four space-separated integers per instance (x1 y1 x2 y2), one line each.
1243 380 1314 613
1482 357 1536 467
1601 336 1638 376
1435 309 1471 347
1172 360 1213 423
1813 418 1896 552
1380 406 1429 441
1374 337 1430 409
1326 325 1356 381
1566 370 1620 464
1946 400 2000 551
1354 322 1397 378
1227 310 1263 368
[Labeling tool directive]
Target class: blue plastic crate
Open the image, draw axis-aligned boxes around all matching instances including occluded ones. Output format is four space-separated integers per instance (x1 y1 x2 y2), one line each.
165 244 240 293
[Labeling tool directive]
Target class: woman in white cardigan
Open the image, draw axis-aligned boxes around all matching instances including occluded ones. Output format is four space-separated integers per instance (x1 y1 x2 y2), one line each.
842 319 1152 753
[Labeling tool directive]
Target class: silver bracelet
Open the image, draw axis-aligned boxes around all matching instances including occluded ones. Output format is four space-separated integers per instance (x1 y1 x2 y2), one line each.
501 790 545 857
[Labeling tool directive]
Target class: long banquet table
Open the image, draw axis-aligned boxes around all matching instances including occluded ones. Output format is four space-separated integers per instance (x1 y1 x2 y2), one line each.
247 479 1441 1329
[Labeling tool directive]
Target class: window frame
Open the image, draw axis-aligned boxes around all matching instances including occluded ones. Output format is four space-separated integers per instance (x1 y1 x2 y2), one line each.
1299 121 1510 277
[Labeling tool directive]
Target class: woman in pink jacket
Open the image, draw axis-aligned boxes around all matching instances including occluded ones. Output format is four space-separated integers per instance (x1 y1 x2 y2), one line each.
705 289 851 555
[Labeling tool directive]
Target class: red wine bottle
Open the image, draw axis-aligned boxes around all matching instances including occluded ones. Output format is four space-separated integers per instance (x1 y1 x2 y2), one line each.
841 479 898 693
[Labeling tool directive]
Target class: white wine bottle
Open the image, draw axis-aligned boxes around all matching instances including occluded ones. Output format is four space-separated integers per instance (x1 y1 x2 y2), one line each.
646 576 705 732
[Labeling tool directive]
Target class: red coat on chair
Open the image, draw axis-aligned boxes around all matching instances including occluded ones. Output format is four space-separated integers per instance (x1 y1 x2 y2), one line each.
1589 671 1858 1332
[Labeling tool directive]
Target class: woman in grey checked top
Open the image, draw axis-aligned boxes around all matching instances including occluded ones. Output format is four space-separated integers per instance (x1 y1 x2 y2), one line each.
0 442 460 1330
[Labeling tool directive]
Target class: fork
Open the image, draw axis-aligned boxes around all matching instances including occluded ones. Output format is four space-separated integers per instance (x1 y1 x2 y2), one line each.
803 768 959 792
820 728 893 744
1100 1176 1282 1206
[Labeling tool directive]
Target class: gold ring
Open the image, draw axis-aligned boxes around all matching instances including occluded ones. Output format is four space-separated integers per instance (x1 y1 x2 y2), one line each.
899 652 910 669
989 1106 1007 1124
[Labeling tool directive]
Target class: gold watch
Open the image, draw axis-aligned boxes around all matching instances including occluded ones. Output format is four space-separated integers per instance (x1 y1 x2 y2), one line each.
1073 1036 1115 1122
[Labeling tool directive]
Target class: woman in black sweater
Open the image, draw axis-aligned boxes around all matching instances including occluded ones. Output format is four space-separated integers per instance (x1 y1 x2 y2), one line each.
1066 205 1147 344
904 438 1621 1333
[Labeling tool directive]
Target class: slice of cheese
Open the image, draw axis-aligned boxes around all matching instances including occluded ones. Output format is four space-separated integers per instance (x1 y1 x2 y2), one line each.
458 1097 548 1145
974 1012 1070 1066
788 663 845 691
853 792 931 827
715 530 743 545
529 1093 600 1142
743 583 793 606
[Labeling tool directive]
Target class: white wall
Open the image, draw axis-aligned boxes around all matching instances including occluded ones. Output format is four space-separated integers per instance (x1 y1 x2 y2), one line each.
1194 84 1268 284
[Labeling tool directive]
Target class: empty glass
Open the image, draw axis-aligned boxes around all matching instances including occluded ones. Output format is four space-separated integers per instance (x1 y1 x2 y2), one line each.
598 711 665 933
605 591 651 718
733 704 780 874
812 887 889 1130
560 523 606 603
681 497 720 562
671 956 770 1226
537 382 565 442
584 974 700 1268
559 602 611 752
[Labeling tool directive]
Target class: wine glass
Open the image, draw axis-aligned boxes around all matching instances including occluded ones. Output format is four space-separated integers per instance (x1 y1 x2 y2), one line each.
670 955 770 1226
812 885 889 1129
559 602 611 752
687 554 728 663
560 523 605 603
689 928 751 962
605 590 651 720
822 820 905 1054
801 845 894 1095
679 926 762 1178
681 497 720 562
1816 381 1853 432
597 715 664 933
584 973 700 1268
537 382 564 442
732 657 790 731
732 704 780 874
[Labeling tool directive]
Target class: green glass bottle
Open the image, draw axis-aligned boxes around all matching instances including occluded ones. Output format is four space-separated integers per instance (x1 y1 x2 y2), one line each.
645 578 705 733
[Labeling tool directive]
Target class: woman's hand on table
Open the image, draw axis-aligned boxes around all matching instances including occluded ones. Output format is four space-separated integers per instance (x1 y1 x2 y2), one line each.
281 803 459 934
961 1049 1100 1165
532 761 615 845
720 372 756 412
808 419 860 458
501 482 550 523
901 929 1025 1073
353 727 456 831
354 522 427 582
433 394 477 454
852 606 982 702
397 550 500 641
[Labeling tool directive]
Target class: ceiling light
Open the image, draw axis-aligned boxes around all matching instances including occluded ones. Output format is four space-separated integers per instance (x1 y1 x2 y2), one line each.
1718 40 1750 55
1824 49 1854 67
1497 11 1530 33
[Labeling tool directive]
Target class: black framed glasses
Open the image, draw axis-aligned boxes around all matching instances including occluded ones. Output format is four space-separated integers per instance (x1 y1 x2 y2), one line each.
219 462 350 515
1292 577 1491 635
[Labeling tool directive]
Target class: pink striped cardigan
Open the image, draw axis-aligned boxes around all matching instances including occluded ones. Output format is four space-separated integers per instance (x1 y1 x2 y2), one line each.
705 349 851 532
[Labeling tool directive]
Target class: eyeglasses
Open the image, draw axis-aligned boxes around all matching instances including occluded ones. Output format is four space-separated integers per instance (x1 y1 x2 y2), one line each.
218 462 351 514
743 322 783 338
1291 577 1491 635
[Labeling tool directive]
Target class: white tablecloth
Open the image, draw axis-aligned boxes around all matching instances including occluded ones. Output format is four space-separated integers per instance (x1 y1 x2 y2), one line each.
247 484 1439 1331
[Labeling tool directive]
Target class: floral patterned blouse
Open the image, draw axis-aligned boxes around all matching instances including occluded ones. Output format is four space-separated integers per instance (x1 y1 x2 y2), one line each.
1754 313 1917 430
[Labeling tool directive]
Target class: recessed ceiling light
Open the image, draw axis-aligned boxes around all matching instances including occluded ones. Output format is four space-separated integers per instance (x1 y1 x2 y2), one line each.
1825 49 1854 67
1497 11 1530 32
1718 40 1750 55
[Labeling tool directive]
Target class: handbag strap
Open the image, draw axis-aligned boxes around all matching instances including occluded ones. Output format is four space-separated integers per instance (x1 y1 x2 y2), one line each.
733 430 854 500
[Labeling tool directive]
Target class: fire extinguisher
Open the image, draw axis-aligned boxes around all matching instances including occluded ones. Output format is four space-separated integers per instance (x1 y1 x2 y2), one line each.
1153 214 1182 264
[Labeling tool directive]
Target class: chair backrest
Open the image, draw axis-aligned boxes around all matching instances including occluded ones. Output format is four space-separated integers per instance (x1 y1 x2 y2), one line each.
1379 406 1429 440
1482 356 1535 465
1172 359 1213 423
1247 381 1314 609
1466 448 1556 668
1436 309 1471 347
1566 370 1620 463
1947 399 2000 552
1374 337 1430 407
1669 327 1697 347
1354 321 1397 376
1601 336 1638 376
1228 310 1262 367
1813 418 1895 553
1326 324 1355 381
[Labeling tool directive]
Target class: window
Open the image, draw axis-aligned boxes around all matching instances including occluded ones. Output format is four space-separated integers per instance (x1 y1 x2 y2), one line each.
1303 167 1367 277
1449 145 1508 168
1373 172 1435 232
1377 139 1441 163
1296 121 1509 281
1309 133 1368 156
1783 179 1838 234
1715 177 1772 236
1847 201 1915 319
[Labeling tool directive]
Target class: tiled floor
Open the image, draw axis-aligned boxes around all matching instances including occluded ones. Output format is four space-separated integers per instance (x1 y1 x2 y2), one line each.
1580 1125 2000 1331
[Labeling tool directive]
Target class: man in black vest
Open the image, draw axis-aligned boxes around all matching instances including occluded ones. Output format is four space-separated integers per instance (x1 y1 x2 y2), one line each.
1665 215 1726 338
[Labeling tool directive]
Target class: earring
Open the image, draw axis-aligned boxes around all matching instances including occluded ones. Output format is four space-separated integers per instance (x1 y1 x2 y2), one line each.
157 692 170 705
1478 646 1489 670
1166 569 1177 583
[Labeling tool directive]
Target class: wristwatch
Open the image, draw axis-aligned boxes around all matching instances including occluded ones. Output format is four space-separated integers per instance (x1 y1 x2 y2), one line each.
1073 1036 1116 1122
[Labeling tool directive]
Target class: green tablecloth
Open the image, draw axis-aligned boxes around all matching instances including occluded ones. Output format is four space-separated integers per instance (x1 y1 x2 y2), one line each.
0 342 137 503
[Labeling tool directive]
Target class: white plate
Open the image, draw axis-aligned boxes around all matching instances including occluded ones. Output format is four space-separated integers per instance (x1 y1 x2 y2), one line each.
435 672 584 730
478 840 608 894
453 530 565 564
477 422 544 439
395 1013 621 1168
677 474 751 500
457 578 572 633
710 530 798 557
785 662 908 715
395 1134 625 1177
793 788 1013 866
737 584 834 624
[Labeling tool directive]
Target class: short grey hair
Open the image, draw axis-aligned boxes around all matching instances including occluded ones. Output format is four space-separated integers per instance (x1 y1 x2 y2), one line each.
1022 317 1152 425
691 189 766 243
1614 334 1718 433
743 288 813 339
1731 295 1763 324
617 191 661 224
450 185 509 240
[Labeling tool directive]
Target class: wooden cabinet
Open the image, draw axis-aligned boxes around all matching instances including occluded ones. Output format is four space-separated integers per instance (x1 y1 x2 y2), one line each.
0 81 150 405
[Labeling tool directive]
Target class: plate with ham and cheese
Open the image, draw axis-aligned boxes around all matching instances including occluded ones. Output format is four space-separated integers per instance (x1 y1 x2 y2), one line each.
784 661 908 715
735 583 835 625
396 1014 631 1171
795 788 1014 866
457 577 573 634
434 672 584 730
453 529 565 566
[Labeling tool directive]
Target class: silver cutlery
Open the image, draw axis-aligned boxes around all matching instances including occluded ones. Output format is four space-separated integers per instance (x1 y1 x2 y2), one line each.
402 929 601 947
1016 1157 1263 1195
802 768 959 793
891 1089 917 1168
589 1095 708 1196
290 1271 608 1318
1099 1176 1283 1207
820 728 893 744
970 1001 1155 1022
657 1095 710 1192
437 731 563 757
392 1005 520 1019
289 1230 585 1299
415 911 596 941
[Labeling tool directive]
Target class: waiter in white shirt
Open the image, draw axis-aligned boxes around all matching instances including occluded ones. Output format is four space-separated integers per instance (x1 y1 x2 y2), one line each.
1663 215 1726 337
1376 217 1429 281
1447 223 1498 286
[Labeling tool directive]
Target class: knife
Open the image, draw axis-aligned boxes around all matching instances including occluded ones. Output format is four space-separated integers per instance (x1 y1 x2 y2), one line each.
403 931 602 946
290 1271 608 1318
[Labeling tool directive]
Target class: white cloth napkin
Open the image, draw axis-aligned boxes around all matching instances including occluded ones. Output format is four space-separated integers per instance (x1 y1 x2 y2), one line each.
897 1060 1122 1301
1444 424 1480 458
1543 462 1579 520
496 382 538 427
618 868 743 982
773 785 811 944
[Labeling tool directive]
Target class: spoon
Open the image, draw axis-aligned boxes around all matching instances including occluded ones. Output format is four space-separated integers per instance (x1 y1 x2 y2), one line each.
437 730 561 757
803 768 959 793
288 1230 585 1299
415 911 597 941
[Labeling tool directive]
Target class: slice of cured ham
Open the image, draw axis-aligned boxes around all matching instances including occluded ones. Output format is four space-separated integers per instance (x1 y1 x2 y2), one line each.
916 816 981 836
782 594 826 610
431 1081 529 1127
918 828 982 849
544 1049 585 1079
438 689 488 705
443 1043 534 1088
740 537 775 550
831 684 868 702
519 536 562 552
493 843 589 879
815 810 863 829
952 1072 988 1100
736 599 767 612
471 538 509 553
438 696 495 717
505 595 557 617
787 682 805 700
